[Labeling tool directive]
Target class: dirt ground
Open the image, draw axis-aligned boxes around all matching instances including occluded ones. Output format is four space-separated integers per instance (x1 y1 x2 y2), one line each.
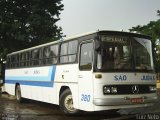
0 88 160 120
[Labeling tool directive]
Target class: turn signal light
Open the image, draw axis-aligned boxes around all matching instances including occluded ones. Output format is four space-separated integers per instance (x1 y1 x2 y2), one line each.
95 74 102 79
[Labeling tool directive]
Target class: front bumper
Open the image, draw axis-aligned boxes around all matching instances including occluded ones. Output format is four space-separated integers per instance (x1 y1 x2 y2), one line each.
93 95 158 106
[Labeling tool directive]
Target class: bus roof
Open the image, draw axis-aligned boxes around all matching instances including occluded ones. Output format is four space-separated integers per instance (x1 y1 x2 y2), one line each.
8 30 151 55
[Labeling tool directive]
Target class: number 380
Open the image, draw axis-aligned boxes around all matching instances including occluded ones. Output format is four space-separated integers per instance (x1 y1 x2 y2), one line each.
81 94 90 102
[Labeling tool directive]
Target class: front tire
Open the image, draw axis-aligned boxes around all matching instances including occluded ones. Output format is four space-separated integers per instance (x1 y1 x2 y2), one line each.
59 89 79 115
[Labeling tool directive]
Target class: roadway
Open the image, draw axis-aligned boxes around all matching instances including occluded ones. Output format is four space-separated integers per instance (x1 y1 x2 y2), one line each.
0 88 159 120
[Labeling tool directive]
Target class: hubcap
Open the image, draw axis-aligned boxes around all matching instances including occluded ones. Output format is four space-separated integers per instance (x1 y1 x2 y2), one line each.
64 95 76 112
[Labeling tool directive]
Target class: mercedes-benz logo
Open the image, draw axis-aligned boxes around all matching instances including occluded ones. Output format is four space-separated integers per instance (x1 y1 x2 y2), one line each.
132 85 139 94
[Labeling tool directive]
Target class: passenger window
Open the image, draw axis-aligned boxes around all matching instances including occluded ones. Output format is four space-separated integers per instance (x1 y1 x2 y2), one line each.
60 40 78 63
68 40 78 62
60 43 68 63
15 55 19 67
43 45 58 64
60 43 68 56
6 57 11 68
31 49 40 65
11 55 19 68
25 52 30 66
79 42 93 70
50 45 58 57
20 53 25 67
68 40 78 54
11 56 15 68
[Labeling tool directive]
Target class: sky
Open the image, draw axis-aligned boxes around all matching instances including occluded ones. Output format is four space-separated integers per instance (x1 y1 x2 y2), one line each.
58 0 160 37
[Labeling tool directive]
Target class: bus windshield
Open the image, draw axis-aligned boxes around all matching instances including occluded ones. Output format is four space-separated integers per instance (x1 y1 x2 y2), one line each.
96 35 154 72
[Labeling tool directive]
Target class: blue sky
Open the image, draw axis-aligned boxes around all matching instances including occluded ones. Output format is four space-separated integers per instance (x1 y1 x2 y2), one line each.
58 0 160 37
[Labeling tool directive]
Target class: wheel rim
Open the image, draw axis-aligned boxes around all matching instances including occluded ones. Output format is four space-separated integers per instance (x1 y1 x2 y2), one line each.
64 95 76 112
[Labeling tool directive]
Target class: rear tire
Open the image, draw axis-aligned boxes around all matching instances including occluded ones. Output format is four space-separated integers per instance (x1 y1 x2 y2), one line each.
15 85 23 103
59 89 79 115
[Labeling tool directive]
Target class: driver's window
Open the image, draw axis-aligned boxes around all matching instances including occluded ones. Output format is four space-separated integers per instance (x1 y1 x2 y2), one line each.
79 42 93 70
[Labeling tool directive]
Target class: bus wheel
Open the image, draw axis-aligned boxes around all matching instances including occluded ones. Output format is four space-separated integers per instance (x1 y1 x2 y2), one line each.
59 89 79 115
15 85 23 103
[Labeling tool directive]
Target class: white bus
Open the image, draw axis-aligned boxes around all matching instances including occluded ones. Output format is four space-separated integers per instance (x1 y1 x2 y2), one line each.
4 30 157 115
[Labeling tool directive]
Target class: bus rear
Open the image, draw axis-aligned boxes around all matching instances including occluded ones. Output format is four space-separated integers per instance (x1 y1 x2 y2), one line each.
93 31 157 111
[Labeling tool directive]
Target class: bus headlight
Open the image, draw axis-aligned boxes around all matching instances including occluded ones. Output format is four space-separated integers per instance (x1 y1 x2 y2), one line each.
149 86 157 92
111 87 117 93
103 86 118 94
103 87 111 94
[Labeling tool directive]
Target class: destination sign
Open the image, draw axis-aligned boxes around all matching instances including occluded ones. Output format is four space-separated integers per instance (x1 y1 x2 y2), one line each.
101 35 128 44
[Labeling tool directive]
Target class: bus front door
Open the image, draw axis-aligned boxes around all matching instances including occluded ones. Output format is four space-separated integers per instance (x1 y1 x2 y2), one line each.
78 41 94 111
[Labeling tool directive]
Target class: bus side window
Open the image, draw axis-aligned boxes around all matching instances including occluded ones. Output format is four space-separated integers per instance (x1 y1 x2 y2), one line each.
31 49 40 66
11 55 16 68
6 57 10 68
60 42 68 63
60 40 78 64
79 42 93 70
20 53 25 67
49 45 58 64
68 40 78 62
25 52 30 66
43 47 50 65
43 45 58 65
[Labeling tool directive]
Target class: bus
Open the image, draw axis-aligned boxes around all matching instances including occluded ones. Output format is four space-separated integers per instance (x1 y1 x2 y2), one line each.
4 30 157 115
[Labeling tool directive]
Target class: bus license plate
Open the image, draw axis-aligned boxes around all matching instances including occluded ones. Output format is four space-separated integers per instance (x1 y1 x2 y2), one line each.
131 98 144 103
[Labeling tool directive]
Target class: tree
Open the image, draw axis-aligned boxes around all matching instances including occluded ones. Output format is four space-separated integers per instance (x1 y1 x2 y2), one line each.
158 10 160 16
130 10 160 72
0 0 64 59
